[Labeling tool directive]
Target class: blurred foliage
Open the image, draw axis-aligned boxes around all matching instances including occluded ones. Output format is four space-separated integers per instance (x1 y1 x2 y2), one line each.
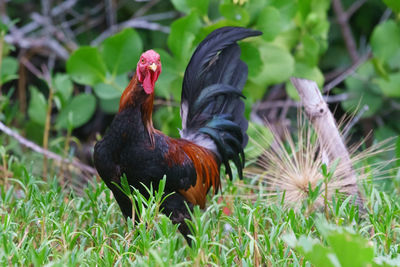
1 0 399 150
285 220 400 267
63 0 334 138
67 28 142 113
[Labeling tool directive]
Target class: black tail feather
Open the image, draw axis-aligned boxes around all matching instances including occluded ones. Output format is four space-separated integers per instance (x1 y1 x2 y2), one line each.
180 27 262 180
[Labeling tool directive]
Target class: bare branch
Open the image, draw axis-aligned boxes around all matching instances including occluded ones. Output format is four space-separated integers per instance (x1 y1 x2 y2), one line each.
323 51 371 93
41 0 51 17
3 12 70 60
324 93 351 103
91 19 169 45
105 0 117 29
0 121 97 175
256 99 299 110
18 0 78 35
133 0 160 18
20 57 44 78
74 16 105 35
51 0 78 17
324 8 392 93
123 19 170 33
139 11 178 21
346 0 367 19
390 100 400 110
379 8 392 23
332 0 359 63
254 93 352 111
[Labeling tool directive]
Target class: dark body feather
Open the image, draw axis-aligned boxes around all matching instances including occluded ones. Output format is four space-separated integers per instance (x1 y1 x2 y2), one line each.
93 27 262 243
95 106 196 194
94 104 201 241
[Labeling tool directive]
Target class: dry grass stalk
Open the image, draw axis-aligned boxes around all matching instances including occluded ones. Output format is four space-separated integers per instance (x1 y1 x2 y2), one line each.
244 112 395 211
291 77 360 202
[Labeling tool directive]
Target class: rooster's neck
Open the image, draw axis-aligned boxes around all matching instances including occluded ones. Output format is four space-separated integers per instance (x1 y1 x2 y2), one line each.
141 93 155 146
119 75 156 146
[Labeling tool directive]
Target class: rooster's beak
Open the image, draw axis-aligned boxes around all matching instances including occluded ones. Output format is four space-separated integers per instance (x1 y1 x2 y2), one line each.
149 63 157 72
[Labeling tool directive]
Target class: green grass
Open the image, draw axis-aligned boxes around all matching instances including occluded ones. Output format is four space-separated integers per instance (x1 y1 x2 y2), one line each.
1 154 400 266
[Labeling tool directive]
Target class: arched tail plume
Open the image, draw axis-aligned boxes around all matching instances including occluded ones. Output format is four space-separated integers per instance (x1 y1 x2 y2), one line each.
180 27 262 180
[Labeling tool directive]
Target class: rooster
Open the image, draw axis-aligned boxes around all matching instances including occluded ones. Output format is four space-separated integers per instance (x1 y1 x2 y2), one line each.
93 27 261 243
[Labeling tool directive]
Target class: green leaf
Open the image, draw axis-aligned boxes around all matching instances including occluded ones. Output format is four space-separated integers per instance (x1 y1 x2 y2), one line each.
154 49 182 100
169 76 184 101
286 224 380 267
28 86 47 126
171 0 209 16
383 0 400 13
167 12 201 60
240 42 262 77
372 57 389 80
296 34 320 66
284 234 338 267
0 21 9 33
310 0 331 14
388 49 400 70
53 73 73 103
296 236 338 267
1 57 18 76
249 43 294 88
326 230 374 267
56 94 96 129
341 61 383 118
99 97 120 114
94 83 121 100
306 13 330 40
94 74 128 100
25 121 44 145
101 28 142 76
298 0 312 21
219 3 250 26
269 0 298 30
375 73 400 97
371 20 400 63
0 57 18 84
193 0 209 15
153 106 181 138
342 76 383 118
274 27 301 51
375 125 398 143
257 6 281 41
246 0 267 24
171 0 190 13
396 136 400 168
66 47 107 86
155 67 180 99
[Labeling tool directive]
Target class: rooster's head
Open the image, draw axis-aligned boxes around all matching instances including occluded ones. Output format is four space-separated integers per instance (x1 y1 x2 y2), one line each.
136 50 162 94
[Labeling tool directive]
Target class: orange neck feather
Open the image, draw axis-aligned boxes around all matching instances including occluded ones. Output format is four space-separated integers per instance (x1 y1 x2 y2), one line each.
119 75 155 146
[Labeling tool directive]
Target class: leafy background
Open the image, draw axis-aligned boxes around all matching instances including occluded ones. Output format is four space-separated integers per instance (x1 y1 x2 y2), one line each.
1 0 400 265
2 0 400 141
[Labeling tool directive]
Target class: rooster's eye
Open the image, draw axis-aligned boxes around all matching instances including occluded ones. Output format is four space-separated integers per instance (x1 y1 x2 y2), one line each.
141 58 146 64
